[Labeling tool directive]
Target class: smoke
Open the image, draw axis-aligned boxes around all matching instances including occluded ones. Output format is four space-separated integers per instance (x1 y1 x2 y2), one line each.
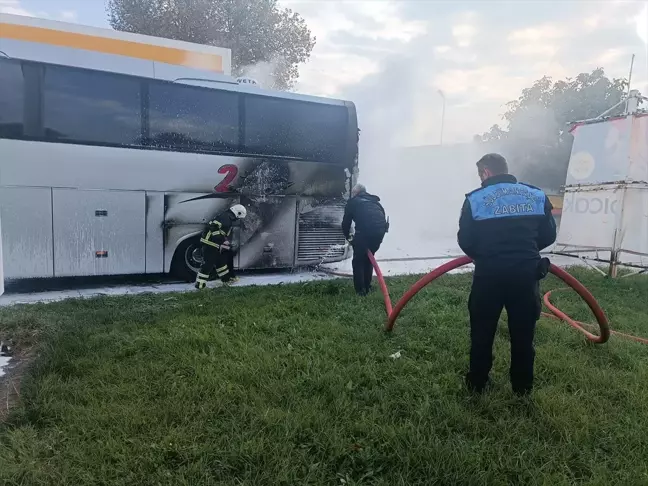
336 56 482 259
237 55 286 90
235 52 483 259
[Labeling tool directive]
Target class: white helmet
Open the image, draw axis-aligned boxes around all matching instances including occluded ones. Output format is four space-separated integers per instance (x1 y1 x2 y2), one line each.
229 204 247 220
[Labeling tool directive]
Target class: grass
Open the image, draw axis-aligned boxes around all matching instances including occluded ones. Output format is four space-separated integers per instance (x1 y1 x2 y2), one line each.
1 268 648 485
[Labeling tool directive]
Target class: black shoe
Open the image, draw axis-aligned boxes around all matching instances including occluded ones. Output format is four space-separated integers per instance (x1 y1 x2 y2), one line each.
512 385 532 397
465 374 490 394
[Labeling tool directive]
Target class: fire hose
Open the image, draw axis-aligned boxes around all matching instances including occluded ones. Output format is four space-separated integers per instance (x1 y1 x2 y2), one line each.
320 251 648 345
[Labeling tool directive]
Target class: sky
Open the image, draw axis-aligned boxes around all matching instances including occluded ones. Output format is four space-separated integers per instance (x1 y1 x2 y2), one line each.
2 0 648 147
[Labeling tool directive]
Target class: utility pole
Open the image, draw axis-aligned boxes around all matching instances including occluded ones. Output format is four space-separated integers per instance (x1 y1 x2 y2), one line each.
438 89 446 145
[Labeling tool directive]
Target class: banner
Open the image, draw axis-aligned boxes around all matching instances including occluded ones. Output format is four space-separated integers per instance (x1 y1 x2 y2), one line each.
0 214 4 296
566 117 631 186
616 186 648 266
557 114 648 268
556 188 620 252
629 115 648 183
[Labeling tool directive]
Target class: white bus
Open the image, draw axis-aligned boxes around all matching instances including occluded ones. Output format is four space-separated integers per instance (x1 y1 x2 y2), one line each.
0 15 357 281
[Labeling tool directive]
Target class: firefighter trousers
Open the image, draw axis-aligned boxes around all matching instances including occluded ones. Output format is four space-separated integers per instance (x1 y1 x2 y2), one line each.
466 274 541 395
224 250 236 278
195 245 232 289
351 232 384 296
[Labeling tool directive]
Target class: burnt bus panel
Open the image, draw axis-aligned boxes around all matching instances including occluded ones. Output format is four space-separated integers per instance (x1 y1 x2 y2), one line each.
0 186 54 279
296 198 346 264
164 193 237 226
145 191 165 274
162 193 239 273
233 158 349 268
237 159 348 198
52 189 146 276
238 195 297 270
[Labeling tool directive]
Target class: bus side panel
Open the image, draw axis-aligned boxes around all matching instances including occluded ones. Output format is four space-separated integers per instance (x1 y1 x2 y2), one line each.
0 186 54 279
52 189 146 277
145 192 165 274
238 196 297 270
0 142 349 197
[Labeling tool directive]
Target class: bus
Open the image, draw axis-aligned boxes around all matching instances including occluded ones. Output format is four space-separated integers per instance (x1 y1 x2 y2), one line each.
0 14 357 281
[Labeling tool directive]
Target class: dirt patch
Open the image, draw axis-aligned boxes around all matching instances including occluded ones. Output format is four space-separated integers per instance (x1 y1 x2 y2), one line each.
0 350 36 422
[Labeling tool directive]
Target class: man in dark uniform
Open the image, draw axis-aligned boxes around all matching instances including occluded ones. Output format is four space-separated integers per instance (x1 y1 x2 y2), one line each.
457 154 556 396
195 204 247 289
342 184 389 296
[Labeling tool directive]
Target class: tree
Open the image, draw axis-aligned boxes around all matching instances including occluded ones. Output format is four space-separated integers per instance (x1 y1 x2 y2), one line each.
106 0 316 90
475 68 640 190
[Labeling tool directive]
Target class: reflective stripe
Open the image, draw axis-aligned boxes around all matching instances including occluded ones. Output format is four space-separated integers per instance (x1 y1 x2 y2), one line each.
197 272 210 279
217 269 229 277
216 265 228 273
200 238 219 248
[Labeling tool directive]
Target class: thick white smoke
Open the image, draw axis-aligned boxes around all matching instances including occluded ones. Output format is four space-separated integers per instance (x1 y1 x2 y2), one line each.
237 55 286 90
359 144 484 259
338 57 484 259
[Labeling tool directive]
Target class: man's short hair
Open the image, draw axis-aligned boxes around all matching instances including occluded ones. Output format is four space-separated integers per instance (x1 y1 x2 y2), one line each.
351 183 366 197
476 153 508 175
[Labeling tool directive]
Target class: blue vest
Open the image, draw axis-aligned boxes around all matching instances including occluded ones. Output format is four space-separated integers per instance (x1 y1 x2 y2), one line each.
467 182 546 221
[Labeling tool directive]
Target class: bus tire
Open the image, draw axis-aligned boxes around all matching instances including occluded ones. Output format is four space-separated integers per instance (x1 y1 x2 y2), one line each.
171 237 204 282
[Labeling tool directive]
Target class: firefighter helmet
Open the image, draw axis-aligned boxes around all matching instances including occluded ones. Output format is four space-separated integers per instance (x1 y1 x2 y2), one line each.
229 204 247 220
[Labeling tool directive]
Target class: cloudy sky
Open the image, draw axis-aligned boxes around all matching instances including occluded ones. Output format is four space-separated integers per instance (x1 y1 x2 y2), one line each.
2 0 647 147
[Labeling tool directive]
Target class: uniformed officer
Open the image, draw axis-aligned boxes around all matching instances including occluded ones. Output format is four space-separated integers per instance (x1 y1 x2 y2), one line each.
342 184 389 296
457 153 556 396
195 204 247 289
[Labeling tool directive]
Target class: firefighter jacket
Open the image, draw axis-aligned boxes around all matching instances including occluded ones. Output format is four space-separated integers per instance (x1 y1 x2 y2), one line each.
200 211 236 250
342 192 388 239
457 174 557 278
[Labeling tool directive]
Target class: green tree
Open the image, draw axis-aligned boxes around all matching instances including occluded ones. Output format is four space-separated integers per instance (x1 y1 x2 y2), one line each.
475 68 638 190
106 0 316 90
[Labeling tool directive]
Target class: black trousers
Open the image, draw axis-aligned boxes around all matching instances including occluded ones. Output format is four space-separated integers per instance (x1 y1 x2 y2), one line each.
351 232 384 295
466 274 541 395
195 245 232 288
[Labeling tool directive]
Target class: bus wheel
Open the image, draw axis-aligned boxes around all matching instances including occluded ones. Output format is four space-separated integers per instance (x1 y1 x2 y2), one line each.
171 238 204 282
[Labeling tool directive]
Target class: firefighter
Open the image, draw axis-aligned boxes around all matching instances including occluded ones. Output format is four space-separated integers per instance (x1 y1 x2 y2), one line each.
457 153 556 396
342 184 389 296
195 204 247 289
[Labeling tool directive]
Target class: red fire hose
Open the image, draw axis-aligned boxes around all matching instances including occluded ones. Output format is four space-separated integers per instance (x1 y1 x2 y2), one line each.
542 289 648 345
367 251 392 316
326 252 647 345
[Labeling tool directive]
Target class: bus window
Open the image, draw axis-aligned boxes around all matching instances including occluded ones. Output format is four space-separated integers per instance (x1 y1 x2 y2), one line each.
0 59 25 139
243 95 348 163
148 82 239 153
43 65 141 146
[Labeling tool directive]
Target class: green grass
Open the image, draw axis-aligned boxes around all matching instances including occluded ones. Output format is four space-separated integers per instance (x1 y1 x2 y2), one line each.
1 269 648 485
